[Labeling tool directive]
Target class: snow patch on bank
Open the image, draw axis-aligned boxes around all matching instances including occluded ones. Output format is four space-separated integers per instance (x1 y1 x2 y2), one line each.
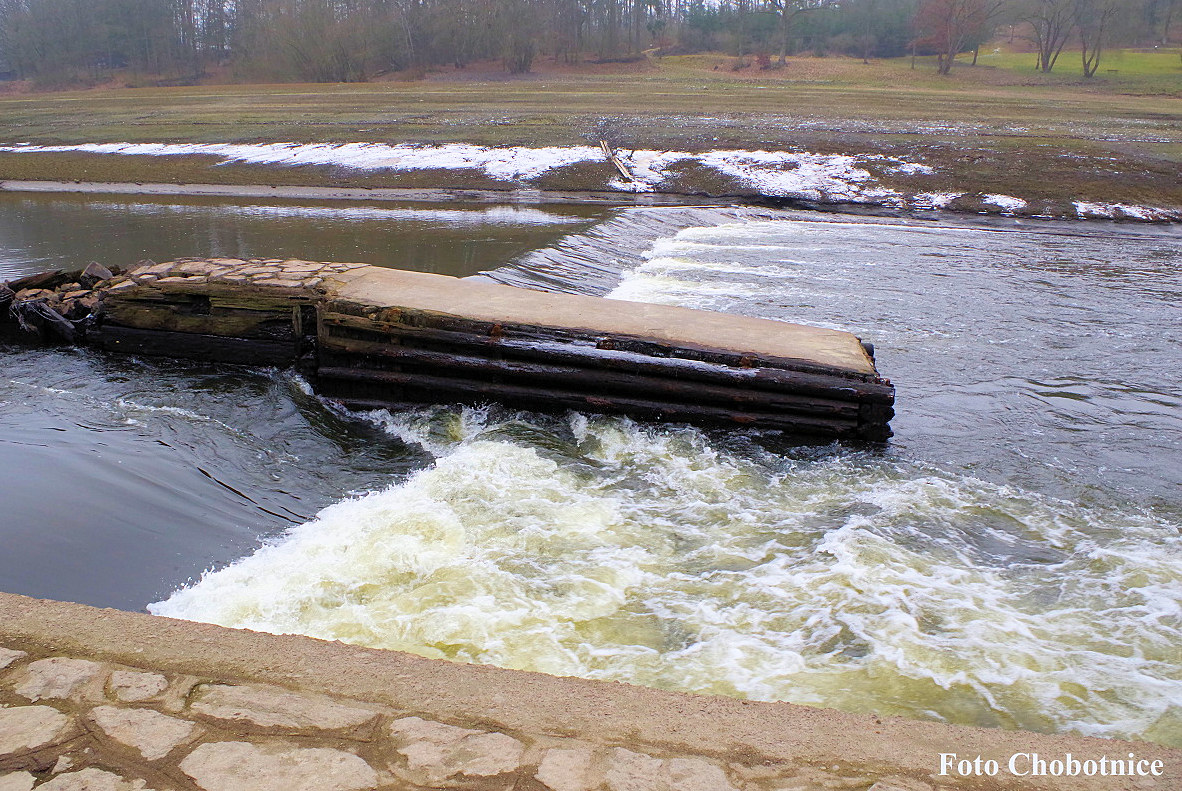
0 141 925 205
886 161 936 176
0 142 603 181
702 150 900 203
981 194 1028 213
615 149 908 203
1074 201 1180 222
912 192 964 209
10 140 1173 221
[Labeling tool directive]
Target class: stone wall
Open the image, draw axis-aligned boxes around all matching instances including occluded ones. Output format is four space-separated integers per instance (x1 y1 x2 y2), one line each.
1 594 1176 791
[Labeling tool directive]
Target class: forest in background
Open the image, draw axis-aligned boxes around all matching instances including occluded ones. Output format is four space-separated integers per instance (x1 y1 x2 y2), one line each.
0 0 1176 86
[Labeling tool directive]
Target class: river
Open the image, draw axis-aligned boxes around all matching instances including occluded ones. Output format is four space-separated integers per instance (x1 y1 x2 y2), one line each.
2 193 1179 746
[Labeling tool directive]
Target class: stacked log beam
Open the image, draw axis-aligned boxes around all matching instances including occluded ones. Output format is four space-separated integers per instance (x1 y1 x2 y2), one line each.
314 314 892 441
85 258 367 367
2 259 895 441
314 268 894 441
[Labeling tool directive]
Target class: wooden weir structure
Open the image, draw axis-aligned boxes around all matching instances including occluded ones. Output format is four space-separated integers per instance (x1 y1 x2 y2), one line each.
2 258 895 441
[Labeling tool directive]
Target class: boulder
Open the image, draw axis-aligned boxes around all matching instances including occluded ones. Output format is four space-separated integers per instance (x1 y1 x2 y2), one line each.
79 262 114 288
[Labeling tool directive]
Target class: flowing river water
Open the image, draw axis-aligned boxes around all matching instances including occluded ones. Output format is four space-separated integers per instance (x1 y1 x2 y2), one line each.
2 192 1180 746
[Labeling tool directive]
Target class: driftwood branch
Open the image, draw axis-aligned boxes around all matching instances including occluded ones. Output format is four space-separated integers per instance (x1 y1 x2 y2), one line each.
600 140 635 182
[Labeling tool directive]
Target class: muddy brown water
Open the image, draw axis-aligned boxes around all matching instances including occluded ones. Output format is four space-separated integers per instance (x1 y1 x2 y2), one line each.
0 191 607 279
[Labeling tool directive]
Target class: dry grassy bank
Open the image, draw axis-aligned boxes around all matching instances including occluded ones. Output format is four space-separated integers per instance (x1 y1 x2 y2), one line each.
1 53 1178 213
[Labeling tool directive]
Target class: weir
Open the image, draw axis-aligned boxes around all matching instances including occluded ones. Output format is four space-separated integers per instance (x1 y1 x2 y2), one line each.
1 258 894 441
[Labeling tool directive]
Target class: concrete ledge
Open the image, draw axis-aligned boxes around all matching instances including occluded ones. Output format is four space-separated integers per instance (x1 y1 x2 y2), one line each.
330 266 878 376
0 180 719 207
1 593 1176 790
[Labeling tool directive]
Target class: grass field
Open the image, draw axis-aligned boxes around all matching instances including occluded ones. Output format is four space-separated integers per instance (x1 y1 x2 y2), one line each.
664 46 1182 92
0 49 1178 216
971 45 1182 85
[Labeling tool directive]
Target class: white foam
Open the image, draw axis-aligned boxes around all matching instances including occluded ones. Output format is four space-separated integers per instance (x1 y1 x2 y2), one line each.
151 405 1182 741
607 224 829 319
114 398 244 436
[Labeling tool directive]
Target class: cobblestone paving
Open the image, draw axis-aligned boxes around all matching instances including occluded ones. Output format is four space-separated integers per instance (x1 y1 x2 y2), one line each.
115 257 370 293
0 643 929 791
4 257 373 345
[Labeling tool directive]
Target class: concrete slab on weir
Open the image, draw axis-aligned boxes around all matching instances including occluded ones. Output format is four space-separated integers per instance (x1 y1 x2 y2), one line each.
331 267 878 377
0 593 1176 791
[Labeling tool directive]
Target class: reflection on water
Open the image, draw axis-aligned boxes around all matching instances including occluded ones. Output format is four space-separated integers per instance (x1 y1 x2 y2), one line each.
0 349 428 608
3 207 1181 745
0 191 607 280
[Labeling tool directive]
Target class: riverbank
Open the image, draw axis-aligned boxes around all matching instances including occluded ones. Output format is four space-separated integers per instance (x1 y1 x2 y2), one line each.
0 62 1178 221
2 592 1178 791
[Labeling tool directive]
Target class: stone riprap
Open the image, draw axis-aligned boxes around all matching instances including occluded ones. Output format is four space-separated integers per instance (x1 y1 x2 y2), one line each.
0 648 822 791
114 257 368 293
1 594 1178 791
2 258 364 311
0 258 364 357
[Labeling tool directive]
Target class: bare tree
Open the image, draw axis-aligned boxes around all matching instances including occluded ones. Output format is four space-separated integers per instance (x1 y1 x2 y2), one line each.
1138 0 1176 44
1020 0 1074 71
498 0 539 70
1075 0 1117 76
764 0 837 64
914 0 1007 74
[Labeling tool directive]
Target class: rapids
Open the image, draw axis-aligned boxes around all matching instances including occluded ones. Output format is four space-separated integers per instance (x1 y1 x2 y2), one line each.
151 214 1182 745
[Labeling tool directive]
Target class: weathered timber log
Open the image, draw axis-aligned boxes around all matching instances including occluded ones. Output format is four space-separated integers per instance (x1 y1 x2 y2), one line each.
6 270 67 292
323 303 879 383
152 281 318 309
91 325 298 367
316 348 862 418
855 409 892 441
600 140 635 183
318 368 862 438
318 319 895 404
8 299 76 343
103 300 298 341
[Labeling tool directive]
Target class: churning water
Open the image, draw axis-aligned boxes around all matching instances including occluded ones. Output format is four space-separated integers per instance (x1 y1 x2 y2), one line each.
4 207 1181 745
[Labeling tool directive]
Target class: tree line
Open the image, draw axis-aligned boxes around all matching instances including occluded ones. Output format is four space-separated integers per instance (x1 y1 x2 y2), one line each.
913 0 1177 76
0 0 1175 85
